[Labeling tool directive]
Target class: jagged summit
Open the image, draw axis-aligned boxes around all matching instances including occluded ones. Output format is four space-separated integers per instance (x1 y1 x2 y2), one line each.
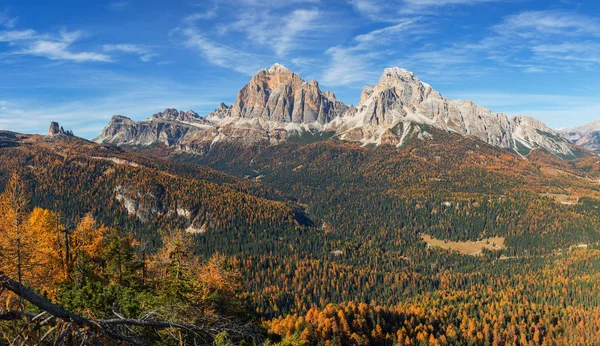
150 108 202 123
229 62 348 124
267 63 290 74
94 65 583 158
381 67 417 81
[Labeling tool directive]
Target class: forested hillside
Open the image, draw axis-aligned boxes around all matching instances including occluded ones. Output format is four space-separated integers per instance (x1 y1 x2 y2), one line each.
3 130 600 345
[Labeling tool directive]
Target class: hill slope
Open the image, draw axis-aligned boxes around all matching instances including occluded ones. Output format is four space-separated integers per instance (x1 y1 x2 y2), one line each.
0 129 309 244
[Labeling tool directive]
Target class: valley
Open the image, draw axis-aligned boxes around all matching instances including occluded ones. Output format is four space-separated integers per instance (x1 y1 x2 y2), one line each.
2 65 600 345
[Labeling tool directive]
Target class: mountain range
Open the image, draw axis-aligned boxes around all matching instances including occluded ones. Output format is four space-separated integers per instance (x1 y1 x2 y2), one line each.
94 64 586 159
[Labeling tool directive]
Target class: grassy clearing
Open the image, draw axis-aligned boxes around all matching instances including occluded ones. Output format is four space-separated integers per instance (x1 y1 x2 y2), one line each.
421 234 505 256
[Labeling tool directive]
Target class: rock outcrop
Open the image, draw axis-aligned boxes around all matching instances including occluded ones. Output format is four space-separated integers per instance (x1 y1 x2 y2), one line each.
48 122 73 137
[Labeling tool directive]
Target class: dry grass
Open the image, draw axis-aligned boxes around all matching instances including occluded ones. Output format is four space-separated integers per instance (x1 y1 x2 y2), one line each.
421 234 505 256
539 193 579 205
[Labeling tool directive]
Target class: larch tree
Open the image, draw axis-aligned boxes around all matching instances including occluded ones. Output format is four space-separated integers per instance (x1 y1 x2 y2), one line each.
0 173 32 309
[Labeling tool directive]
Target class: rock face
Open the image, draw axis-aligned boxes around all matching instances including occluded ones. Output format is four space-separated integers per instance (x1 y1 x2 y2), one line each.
48 122 73 137
95 64 582 158
336 67 576 157
557 121 600 152
228 63 348 124
94 110 211 147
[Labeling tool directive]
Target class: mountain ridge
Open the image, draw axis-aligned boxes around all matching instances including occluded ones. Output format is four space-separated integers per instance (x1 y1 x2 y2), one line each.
557 120 600 152
94 64 585 158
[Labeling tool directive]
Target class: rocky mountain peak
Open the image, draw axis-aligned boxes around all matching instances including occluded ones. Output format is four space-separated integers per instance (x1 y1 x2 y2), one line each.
151 108 201 123
109 115 135 125
208 103 232 119
267 63 291 74
229 64 349 124
380 67 417 84
249 63 304 91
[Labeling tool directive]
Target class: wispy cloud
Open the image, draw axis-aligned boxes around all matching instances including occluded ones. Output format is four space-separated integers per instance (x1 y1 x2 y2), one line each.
0 9 18 28
400 0 501 14
175 1 333 75
19 31 110 62
184 1 220 22
354 19 422 42
392 9 600 80
1 29 111 62
321 46 380 88
480 10 600 71
178 27 266 75
107 1 131 11
350 0 502 20
0 29 36 41
103 44 157 62
321 18 426 86
495 10 600 37
217 7 325 57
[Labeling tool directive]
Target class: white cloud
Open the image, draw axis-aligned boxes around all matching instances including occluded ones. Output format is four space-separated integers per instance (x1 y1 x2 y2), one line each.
234 0 320 7
350 0 502 19
321 46 379 87
103 44 157 62
184 1 220 22
176 1 332 75
103 44 148 54
140 53 158 62
532 42 600 64
19 30 110 62
277 9 321 56
349 0 391 21
0 10 18 28
179 27 265 75
400 0 500 14
219 7 324 57
481 10 600 71
321 19 426 86
0 29 36 42
403 10 600 77
354 19 421 42
495 10 600 37
1 28 111 63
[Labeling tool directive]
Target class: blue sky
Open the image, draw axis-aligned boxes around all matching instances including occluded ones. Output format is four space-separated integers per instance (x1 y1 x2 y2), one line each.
1 0 599 138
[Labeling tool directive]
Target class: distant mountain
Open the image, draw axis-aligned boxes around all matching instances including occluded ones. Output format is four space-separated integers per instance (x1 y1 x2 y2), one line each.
95 64 583 158
557 120 600 152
